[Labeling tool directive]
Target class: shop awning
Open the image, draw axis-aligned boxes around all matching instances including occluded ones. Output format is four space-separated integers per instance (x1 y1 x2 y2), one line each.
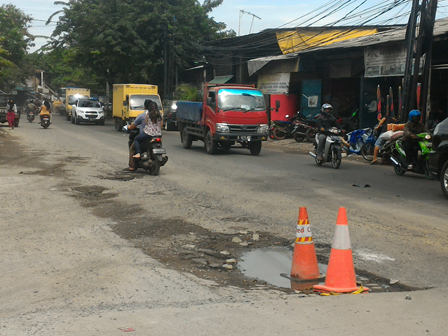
208 75 234 84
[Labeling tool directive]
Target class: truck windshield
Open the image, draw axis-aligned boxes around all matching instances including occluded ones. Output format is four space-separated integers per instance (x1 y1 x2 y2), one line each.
130 95 162 110
0 96 7 107
218 89 265 112
68 95 89 105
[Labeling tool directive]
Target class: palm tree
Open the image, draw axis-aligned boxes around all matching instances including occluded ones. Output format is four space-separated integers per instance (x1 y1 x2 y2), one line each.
46 1 69 25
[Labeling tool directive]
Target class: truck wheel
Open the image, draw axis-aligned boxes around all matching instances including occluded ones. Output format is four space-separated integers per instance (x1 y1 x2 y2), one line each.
249 142 262 155
182 127 193 149
115 118 122 131
441 160 448 198
205 130 218 154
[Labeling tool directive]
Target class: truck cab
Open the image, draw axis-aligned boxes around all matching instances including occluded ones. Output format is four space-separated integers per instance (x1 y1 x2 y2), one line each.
177 83 269 155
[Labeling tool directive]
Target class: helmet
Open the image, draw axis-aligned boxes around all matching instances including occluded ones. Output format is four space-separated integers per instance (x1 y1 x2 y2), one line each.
321 103 333 116
408 109 421 123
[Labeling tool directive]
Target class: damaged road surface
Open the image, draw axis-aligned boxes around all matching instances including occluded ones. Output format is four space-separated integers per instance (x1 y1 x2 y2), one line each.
0 117 447 335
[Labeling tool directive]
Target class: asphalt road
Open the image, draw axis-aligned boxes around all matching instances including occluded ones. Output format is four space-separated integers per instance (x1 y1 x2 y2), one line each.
2 114 448 335
6 115 448 289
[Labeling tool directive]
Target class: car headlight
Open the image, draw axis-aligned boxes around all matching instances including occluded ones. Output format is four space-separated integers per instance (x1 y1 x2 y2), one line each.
257 124 269 133
216 123 230 133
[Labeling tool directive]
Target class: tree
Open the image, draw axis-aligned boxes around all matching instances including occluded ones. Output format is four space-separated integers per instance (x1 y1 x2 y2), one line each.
47 0 231 97
0 4 34 91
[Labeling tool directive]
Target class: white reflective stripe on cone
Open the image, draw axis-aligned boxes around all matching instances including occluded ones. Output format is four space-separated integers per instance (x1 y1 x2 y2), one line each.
332 225 351 250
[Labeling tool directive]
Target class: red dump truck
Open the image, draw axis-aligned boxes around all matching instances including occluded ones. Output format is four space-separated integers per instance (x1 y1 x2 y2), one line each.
177 83 269 155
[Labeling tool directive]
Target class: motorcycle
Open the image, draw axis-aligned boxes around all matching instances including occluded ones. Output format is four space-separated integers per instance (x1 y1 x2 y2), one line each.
40 115 51 129
344 127 375 158
309 127 344 169
389 133 433 179
127 127 168 175
361 131 403 162
27 108 36 123
270 112 306 142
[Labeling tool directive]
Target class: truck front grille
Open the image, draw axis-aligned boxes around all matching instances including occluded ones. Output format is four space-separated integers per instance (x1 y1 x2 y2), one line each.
229 125 258 133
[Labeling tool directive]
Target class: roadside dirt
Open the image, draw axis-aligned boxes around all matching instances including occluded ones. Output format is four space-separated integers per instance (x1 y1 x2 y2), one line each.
0 129 416 294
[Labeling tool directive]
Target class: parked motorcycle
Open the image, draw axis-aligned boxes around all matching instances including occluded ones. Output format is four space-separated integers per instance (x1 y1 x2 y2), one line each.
271 113 306 141
389 133 433 179
127 128 168 175
309 127 344 169
40 115 51 129
344 127 375 158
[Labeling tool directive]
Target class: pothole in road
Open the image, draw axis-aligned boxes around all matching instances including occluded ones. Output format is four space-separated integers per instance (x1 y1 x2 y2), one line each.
98 171 145 182
62 181 424 294
238 246 421 293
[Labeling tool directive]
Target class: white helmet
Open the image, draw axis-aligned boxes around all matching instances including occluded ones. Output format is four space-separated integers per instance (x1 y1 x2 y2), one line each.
321 103 333 115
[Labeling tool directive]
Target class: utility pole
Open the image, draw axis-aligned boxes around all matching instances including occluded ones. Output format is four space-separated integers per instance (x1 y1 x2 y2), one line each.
238 9 261 36
420 0 438 125
401 0 438 123
401 0 419 122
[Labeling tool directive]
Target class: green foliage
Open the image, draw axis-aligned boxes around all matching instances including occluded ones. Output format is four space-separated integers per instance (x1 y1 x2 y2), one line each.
46 0 232 95
30 47 102 94
174 83 202 101
0 4 34 91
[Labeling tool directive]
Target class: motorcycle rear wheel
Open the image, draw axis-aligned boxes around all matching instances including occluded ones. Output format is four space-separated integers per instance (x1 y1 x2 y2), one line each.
392 150 406 175
306 128 317 144
272 127 287 140
149 155 161 175
361 142 374 161
293 132 305 142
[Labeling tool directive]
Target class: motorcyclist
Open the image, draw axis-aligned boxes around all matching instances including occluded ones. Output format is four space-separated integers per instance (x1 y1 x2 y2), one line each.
316 103 341 161
27 99 36 118
402 109 429 170
127 99 159 171
39 100 52 124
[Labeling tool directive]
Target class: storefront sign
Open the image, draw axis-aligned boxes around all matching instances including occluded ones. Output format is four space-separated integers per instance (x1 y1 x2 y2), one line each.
364 44 423 78
258 73 290 94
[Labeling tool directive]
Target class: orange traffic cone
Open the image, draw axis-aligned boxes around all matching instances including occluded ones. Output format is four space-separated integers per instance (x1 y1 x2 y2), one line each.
313 208 368 294
290 207 320 280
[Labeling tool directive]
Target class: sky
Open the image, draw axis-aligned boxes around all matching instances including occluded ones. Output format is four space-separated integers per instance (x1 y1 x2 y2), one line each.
2 0 448 53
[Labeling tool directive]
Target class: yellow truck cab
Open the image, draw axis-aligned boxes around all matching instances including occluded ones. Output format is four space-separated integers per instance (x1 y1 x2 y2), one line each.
113 84 162 131
65 88 90 120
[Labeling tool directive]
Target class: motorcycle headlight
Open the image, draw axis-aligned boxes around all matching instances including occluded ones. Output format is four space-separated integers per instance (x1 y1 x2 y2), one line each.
425 134 431 140
257 124 269 133
216 123 230 133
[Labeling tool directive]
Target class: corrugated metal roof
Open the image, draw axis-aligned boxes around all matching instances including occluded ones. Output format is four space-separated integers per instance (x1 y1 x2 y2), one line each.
250 17 448 63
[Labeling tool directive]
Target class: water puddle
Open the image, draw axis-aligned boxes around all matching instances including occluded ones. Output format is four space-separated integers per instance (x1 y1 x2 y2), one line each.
238 246 327 289
238 246 420 293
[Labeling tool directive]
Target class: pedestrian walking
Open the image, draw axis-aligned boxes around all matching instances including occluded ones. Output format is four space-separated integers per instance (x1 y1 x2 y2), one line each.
7 99 17 130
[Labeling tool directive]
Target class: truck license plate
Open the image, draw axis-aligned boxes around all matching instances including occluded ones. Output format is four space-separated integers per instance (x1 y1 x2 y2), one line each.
238 136 251 141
